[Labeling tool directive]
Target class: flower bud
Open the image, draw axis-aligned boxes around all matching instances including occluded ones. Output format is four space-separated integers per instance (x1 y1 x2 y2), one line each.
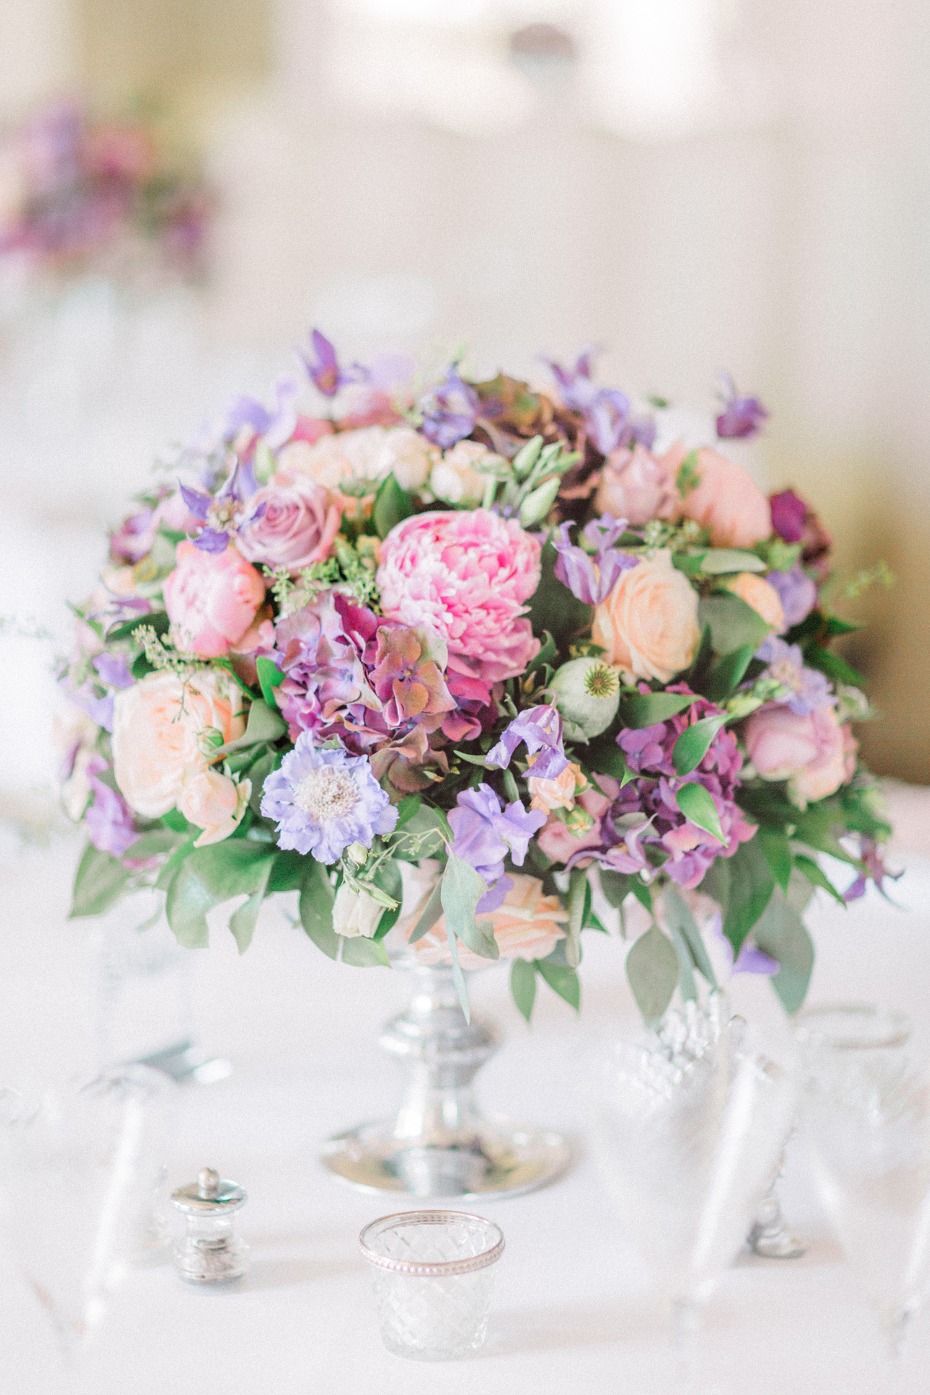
549 656 621 742
332 882 383 939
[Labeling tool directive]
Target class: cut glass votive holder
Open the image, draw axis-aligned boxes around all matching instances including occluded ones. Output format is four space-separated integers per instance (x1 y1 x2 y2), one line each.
359 1210 505 1361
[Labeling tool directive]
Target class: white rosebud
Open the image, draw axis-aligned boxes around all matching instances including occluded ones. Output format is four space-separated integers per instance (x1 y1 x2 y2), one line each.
549 656 621 742
332 882 384 939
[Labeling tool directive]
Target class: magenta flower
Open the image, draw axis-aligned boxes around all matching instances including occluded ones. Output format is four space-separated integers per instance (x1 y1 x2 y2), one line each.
369 624 455 727
486 705 569 781
769 489 808 544
418 368 480 449
715 373 769 439
552 516 637 604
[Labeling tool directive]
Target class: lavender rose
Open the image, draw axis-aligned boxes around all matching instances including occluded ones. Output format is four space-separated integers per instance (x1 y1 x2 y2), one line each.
237 470 341 574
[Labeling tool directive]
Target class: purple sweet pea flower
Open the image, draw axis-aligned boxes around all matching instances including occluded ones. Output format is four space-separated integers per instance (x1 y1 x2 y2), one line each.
85 766 139 858
546 350 655 453
109 507 156 564
545 348 598 412
486 705 570 781
418 367 480 449
299 328 358 398
92 653 133 690
260 733 397 863
586 388 632 455
769 489 807 544
715 372 769 440
448 783 546 903
66 681 114 732
844 837 901 902
767 567 818 629
552 516 638 604
757 637 834 715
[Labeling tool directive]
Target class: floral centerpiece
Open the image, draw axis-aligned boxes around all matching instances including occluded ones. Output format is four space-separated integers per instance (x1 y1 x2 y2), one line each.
62 332 891 1035
0 100 211 279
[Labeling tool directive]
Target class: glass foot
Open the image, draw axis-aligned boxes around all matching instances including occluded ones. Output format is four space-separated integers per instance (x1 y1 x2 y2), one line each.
322 1116 572 1199
134 1039 232 1086
748 1192 807 1259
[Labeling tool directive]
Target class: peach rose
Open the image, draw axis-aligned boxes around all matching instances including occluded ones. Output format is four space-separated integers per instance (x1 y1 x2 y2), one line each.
592 549 700 683
398 872 568 970
281 424 438 493
744 704 857 807
594 444 677 526
163 540 265 659
723 573 785 631
528 761 587 815
112 669 245 819
178 768 251 847
663 443 771 548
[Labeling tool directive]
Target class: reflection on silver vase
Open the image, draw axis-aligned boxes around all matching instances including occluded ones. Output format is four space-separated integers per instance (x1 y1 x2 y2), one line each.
322 961 570 1198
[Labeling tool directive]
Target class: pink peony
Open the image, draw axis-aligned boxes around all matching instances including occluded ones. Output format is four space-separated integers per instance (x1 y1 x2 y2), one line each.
595 444 677 526
237 470 341 574
163 540 265 658
663 443 772 548
744 704 857 807
376 509 542 684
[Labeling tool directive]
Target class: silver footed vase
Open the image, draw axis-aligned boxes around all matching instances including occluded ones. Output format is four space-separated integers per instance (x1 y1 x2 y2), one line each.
321 961 570 1199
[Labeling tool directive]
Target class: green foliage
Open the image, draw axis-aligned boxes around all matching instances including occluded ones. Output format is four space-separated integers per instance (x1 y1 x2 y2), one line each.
752 888 814 1013
256 657 285 711
440 855 499 960
626 925 679 1022
619 691 695 728
703 645 755 702
564 867 588 968
716 836 775 953
165 840 276 950
510 959 537 1021
672 714 727 776
536 958 581 1011
69 843 131 918
699 549 767 575
698 593 773 654
662 883 717 987
528 540 592 647
373 474 415 539
675 782 725 844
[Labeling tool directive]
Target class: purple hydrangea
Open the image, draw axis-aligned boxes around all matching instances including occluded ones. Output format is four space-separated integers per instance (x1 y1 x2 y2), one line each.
552 515 638 604
275 593 380 741
604 689 755 888
261 734 397 863
486 705 569 781
715 373 769 440
448 783 546 908
418 367 480 449
767 566 818 629
757 637 834 715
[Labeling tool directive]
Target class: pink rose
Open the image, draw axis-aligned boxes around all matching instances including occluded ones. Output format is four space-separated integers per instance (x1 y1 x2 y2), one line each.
163 540 265 658
592 549 700 683
112 669 245 819
537 777 619 864
178 768 251 847
594 444 677 526
377 509 542 684
663 443 771 548
237 471 341 574
397 872 567 969
744 704 857 807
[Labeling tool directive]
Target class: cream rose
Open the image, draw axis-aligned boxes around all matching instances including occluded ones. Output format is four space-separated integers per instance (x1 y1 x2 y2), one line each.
528 761 587 815
429 441 503 506
592 550 700 683
281 425 438 492
112 669 245 819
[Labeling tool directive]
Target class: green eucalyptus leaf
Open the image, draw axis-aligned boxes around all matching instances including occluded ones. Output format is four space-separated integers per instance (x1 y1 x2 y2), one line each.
619 691 695 728
703 645 755 702
698 594 773 654
536 958 580 1011
752 889 815 1014
510 959 537 1021
626 925 679 1022
166 841 276 949
758 827 793 893
675 782 726 844
298 860 338 958
228 855 274 953
720 835 775 953
599 869 631 911
662 883 717 987
670 927 697 1000
256 657 285 712
672 715 726 776
440 856 499 960
373 474 415 539
69 843 132 918
700 549 767 575
565 867 587 968
794 853 846 905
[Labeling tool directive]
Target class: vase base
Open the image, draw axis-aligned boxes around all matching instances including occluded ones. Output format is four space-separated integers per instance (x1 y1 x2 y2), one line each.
321 1116 571 1199
133 1039 233 1086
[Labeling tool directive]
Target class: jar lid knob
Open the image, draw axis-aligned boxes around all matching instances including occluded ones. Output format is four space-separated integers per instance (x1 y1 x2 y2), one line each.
198 1167 220 1199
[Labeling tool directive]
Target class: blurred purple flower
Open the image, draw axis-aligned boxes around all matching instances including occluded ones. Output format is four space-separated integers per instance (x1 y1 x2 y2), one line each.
85 764 138 858
844 837 901 902
92 653 133 690
486 705 569 781
260 734 397 863
757 637 834 715
449 783 546 906
299 328 359 398
769 489 807 544
767 566 818 629
67 681 114 733
552 515 637 604
715 373 769 439
109 508 156 564
708 911 778 975
181 459 261 554
418 368 480 449
546 349 598 413
546 350 655 453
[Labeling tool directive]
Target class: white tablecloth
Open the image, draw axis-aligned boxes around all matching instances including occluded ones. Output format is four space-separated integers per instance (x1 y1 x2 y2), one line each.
1 832 929 1395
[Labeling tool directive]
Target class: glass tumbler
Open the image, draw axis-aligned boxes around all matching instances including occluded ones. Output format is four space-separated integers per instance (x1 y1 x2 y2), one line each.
359 1210 504 1360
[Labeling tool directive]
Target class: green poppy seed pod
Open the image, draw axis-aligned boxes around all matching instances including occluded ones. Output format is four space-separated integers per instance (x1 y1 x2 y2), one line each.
549 657 621 742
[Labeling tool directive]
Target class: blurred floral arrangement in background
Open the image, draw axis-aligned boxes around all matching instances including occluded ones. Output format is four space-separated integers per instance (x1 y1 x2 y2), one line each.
59 330 892 1022
0 100 211 280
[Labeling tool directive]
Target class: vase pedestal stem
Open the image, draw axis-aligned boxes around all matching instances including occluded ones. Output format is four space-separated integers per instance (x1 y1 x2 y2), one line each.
321 964 570 1199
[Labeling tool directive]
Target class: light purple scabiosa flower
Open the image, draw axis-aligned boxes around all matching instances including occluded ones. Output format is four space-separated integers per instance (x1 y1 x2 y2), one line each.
715 372 769 440
261 734 397 863
180 458 262 554
448 783 546 909
608 687 756 888
418 367 480 449
767 566 818 629
757 637 833 715
552 515 638 605
486 705 569 781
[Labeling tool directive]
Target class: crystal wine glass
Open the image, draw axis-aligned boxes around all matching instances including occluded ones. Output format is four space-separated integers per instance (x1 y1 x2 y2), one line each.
800 1005 930 1358
584 998 798 1351
0 1065 168 1359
